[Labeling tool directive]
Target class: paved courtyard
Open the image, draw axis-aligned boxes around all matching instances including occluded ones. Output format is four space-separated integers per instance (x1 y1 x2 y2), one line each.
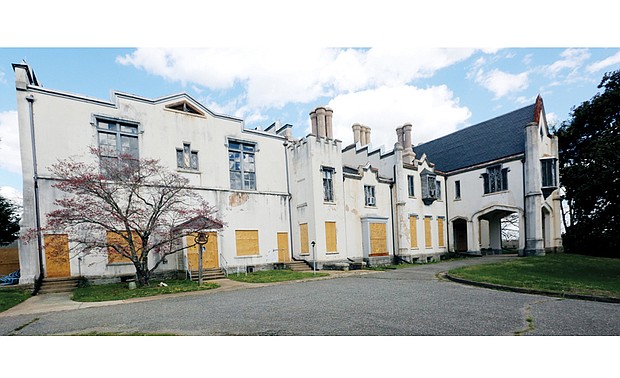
1 256 619 336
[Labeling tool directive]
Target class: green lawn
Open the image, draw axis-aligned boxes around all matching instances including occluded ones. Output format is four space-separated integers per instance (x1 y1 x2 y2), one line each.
448 253 620 298
226 269 328 283
72 279 219 302
0 288 31 313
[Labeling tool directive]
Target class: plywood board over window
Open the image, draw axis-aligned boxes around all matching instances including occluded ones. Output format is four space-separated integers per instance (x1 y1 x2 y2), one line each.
369 222 388 256
300 223 309 254
107 231 142 264
409 215 418 249
235 230 259 256
325 221 337 253
277 232 289 263
437 218 445 247
424 216 432 248
186 232 219 269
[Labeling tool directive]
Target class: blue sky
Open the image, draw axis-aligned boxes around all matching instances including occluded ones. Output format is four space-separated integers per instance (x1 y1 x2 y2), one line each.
1 2 620 204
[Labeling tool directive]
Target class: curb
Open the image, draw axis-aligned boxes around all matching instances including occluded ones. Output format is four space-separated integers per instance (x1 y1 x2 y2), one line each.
441 272 620 304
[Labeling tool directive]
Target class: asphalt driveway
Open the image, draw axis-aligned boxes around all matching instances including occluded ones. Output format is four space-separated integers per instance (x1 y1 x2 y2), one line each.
1 256 618 336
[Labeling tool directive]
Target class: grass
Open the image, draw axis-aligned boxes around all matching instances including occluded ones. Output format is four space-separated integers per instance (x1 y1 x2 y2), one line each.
448 253 620 298
72 279 219 302
226 269 329 283
0 288 31 313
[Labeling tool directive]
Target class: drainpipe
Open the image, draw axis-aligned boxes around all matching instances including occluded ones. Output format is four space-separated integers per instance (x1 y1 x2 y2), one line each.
389 178 396 263
521 158 526 257
444 175 450 256
27 94 44 294
284 141 294 261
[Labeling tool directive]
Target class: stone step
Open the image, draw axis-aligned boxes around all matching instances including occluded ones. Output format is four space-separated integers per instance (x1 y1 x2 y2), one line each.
39 278 79 294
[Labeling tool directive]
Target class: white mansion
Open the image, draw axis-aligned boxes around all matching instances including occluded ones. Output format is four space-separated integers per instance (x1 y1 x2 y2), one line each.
12 62 563 285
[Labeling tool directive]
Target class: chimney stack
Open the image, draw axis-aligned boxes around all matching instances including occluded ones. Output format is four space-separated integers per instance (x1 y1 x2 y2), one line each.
402 123 415 164
325 107 333 139
352 123 361 144
310 110 318 135
316 107 327 138
364 126 371 145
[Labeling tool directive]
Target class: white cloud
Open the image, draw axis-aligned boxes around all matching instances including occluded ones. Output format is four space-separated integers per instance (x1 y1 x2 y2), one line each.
116 47 477 113
586 51 620 73
474 68 529 98
545 48 590 77
328 85 471 148
0 111 21 174
0 69 5 84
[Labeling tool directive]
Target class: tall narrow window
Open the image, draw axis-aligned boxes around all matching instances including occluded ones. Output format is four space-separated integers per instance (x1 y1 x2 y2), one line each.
364 185 376 206
541 159 557 187
322 167 334 202
176 143 199 170
455 180 461 199
229 141 256 190
436 180 442 200
409 215 418 248
437 217 445 247
424 216 432 248
407 175 415 197
325 221 337 252
482 165 509 194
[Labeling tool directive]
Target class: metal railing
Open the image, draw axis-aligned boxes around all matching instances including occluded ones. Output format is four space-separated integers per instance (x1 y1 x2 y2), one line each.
219 253 229 277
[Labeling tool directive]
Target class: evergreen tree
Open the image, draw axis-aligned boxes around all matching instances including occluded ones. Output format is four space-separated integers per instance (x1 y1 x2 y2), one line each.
0 195 20 246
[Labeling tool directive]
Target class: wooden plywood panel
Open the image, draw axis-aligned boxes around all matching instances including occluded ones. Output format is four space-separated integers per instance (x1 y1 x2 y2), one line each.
409 215 418 249
325 222 337 253
186 232 218 269
277 232 289 262
437 218 445 247
44 234 71 278
236 230 259 256
0 247 19 275
300 223 309 254
107 231 141 264
369 222 388 256
424 217 432 248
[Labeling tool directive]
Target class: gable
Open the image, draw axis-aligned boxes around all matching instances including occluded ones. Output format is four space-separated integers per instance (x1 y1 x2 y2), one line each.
414 102 537 173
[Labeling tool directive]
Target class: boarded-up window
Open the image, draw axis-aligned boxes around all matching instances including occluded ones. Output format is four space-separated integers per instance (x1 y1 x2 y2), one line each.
300 223 309 254
369 222 388 256
107 231 142 264
409 215 418 248
424 216 432 248
437 218 445 247
235 230 259 256
325 222 337 253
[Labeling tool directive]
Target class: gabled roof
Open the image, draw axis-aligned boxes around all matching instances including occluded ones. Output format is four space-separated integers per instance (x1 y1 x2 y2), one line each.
413 101 538 173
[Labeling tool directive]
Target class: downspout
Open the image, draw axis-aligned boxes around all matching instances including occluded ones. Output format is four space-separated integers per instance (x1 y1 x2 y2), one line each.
284 141 294 261
27 94 44 294
389 174 396 263
444 175 450 256
521 158 527 257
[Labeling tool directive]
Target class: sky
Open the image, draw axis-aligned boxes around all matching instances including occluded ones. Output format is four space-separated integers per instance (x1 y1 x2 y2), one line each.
1 1 619 207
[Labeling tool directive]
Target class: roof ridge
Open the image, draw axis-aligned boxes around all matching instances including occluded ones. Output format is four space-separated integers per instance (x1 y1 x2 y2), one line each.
416 102 536 148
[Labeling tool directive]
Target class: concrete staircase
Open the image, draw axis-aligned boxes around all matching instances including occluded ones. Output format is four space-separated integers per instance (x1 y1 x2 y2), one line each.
189 268 226 281
287 260 314 272
39 277 80 294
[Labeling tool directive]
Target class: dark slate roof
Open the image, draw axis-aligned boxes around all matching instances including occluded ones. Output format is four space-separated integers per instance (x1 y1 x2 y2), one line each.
413 102 536 172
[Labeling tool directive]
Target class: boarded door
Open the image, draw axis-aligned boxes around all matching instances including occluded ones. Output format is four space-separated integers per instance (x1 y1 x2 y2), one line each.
369 222 388 256
186 232 219 269
44 234 71 278
277 232 289 262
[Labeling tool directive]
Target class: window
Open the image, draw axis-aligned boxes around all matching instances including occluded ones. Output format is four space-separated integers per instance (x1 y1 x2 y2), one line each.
106 231 142 264
482 165 508 194
364 185 376 206
176 143 199 170
455 180 461 199
437 217 445 247
421 170 439 205
235 230 259 256
325 221 337 253
541 159 557 187
409 215 418 248
299 223 309 254
97 119 138 169
424 216 432 248
407 175 415 197
229 141 256 190
436 180 442 200
322 167 334 202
